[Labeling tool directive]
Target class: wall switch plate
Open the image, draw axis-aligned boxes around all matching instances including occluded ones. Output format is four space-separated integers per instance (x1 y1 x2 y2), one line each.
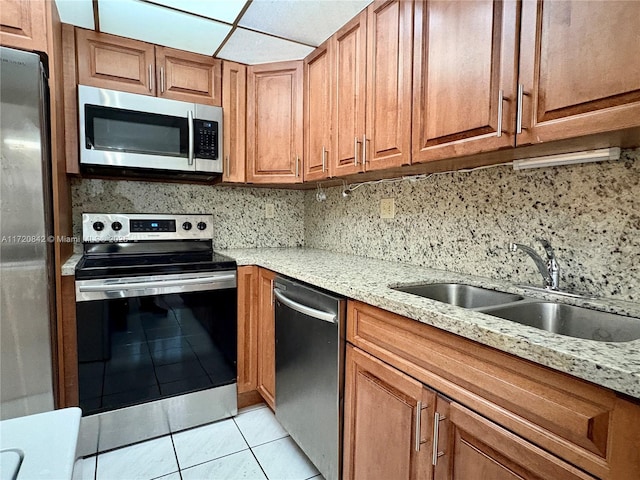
380 198 395 219
265 203 275 219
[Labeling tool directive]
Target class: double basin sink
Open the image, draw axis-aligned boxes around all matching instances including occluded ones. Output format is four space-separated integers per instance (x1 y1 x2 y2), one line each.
392 283 640 343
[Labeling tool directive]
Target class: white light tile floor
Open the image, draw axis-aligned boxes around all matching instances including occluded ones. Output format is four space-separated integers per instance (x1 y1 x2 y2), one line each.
74 403 324 480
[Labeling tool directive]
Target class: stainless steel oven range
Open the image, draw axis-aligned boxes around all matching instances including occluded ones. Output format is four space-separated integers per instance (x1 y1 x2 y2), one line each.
74 213 237 455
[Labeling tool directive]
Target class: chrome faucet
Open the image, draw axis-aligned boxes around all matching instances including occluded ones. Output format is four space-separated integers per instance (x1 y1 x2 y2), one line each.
510 238 560 290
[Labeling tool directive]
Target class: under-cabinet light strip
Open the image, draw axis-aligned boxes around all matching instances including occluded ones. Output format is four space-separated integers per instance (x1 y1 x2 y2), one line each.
512 147 621 170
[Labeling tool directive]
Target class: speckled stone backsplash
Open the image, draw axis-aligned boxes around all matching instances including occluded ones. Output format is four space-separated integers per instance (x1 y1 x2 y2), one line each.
71 179 305 249
304 148 640 301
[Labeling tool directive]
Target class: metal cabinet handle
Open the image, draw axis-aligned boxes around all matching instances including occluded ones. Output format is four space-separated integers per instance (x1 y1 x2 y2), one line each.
295 155 300 177
188 110 194 166
321 146 327 172
415 401 423 452
273 288 337 323
516 84 525 134
148 64 153 92
225 155 230 176
354 137 360 166
160 67 165 93
497 89 504 138
270 279 274 306
362 134 367 166
432 412 446 465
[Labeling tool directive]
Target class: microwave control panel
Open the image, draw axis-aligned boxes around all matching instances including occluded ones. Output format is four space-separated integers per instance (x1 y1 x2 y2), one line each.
194 119 218 160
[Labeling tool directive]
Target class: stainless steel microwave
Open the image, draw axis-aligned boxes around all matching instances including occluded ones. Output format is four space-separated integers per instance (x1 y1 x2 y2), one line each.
78 85 223 177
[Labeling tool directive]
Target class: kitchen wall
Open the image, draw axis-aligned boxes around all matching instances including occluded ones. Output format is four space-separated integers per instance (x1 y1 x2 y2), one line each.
304 148 640 302
71 179 305 249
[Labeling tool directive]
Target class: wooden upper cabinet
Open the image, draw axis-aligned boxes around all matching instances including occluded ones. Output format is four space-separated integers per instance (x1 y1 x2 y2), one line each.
75 29 222 104
76 29 155 95
222 61 247 183
0 0 47 52
518 0 640 145
435 398 595 480
155 46 221 106
332 12 367 177
304 41 332 181
365 0 413 171
246 61 304 184
343 345 435 480
412 0 519 164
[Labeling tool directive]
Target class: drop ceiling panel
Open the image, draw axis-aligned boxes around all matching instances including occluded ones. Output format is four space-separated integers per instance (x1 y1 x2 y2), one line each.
218 28 314 64
99 0 231 56
239 0 373 46
148 0 248 24
54 0 95 29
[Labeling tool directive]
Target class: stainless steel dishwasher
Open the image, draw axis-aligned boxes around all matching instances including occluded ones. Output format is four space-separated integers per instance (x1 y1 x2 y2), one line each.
273 276 346 480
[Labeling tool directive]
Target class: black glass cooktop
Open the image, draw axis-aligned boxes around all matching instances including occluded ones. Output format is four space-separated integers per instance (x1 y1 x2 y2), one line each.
75 251 236 280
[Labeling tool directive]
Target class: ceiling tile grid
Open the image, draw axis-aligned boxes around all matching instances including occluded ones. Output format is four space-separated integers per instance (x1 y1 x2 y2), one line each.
55 0 373 64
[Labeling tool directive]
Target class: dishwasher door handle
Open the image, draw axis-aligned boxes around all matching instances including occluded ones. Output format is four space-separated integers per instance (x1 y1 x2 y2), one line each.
273 288 337 323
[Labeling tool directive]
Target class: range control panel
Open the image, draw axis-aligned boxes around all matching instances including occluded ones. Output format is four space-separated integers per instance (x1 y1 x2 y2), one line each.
82 213 213 243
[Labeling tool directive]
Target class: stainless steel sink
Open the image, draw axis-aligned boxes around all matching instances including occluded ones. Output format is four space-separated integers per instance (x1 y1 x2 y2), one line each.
483 302 640 342
392 283 524 309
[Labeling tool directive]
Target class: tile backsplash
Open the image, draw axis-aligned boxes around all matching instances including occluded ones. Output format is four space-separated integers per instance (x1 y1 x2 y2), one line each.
304 148 640 301
70 148 640 301
71 179 305 249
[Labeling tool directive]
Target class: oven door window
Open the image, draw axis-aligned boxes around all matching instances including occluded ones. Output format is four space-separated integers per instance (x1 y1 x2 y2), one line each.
85 105 189 157
76 289 236 416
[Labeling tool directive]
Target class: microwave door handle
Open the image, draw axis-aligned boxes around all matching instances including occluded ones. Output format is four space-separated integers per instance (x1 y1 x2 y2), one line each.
188 110 194 166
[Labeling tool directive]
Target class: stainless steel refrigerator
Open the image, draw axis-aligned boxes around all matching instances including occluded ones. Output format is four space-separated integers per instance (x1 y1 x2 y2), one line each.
0 46 55 419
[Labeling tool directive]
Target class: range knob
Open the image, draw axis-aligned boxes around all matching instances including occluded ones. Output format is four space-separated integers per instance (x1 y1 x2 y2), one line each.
197 222 207 231
182 221 192 231
92 221 104 232
111 221 123 231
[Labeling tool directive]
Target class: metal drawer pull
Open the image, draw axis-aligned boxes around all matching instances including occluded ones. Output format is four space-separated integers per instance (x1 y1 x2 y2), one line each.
273 288 336 323
160 67 165 93
148 65 153 92
362 134 367 166
497 89 504 138
354 137 360 166
322 146 327 172
432 412 446 465
415 401 422 452
516 84 525 134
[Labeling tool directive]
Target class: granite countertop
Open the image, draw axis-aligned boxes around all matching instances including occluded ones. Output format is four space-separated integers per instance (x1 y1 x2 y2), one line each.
61 248 640 399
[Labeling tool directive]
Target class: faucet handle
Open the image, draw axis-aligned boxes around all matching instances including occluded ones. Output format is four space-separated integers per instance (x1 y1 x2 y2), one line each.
535 238 556 260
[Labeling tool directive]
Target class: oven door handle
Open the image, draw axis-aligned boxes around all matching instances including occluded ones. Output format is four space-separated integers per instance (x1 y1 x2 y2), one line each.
78 274 236 293
273 288 336 323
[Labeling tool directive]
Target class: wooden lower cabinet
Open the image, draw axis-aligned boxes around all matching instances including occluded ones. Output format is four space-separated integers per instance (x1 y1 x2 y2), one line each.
345 345 596 480
343 346 435 480
434 397 594 480
256 268 276 408
345 300 640 479
236 266 258 394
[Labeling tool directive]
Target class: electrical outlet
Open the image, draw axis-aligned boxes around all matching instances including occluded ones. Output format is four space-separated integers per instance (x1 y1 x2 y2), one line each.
380 198 395 219
265 203 275 219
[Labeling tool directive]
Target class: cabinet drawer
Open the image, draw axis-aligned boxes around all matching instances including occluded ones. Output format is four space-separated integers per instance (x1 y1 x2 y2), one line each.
347 300 640 479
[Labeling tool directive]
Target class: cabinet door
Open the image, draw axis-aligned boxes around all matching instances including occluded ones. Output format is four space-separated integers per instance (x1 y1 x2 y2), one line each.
518 0 640 145
364 0 413 171
247 61 303 184
76 29 155 95
256 268 276 408
236 266 258 394
434 398 596 480
332 12 367 177
304 41 332 181
0 0 47 52
412 0 518 164
155 46 222 106
222 61 247 183
343 346 435 480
